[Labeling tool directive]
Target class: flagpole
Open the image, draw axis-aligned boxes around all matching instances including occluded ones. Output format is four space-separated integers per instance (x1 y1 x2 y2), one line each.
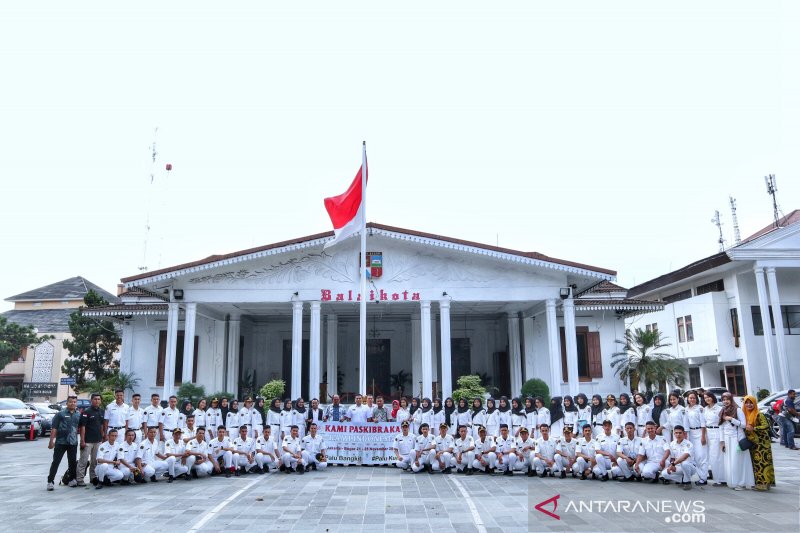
359 141 367 397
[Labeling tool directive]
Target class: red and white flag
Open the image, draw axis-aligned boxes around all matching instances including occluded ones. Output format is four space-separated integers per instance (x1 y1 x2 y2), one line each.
323 164 367 249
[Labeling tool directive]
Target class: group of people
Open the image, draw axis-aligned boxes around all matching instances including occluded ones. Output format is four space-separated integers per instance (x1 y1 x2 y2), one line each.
46 387 778 492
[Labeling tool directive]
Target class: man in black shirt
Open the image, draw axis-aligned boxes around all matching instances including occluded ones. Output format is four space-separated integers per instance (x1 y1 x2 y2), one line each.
77 393 104 486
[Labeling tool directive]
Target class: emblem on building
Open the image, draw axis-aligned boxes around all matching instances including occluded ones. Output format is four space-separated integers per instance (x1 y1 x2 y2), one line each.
363 251 383 278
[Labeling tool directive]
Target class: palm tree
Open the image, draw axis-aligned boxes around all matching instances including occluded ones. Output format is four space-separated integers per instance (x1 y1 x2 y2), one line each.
611 328 686 393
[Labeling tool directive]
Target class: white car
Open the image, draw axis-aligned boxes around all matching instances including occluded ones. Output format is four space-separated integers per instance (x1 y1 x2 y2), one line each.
0 398 42 440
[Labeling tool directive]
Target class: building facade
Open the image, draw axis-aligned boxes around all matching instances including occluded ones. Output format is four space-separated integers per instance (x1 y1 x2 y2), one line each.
627 211 800 396
87 224 661 402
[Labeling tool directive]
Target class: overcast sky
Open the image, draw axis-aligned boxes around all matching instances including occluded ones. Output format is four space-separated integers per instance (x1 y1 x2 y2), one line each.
1 1 798 311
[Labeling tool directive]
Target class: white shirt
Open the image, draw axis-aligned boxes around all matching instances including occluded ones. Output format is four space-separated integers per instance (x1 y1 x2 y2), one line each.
237 407 253 428
205 407 222 429
232 436 254 453
516 436 535 455
160 407 180 430
209 436 232 456
394 433 416 455
495 434 516 454
534 437 557 460
617 435 642 459
282 435 303 454
668 438 694 464
255 436 277 455
104 401 129 428
302 434 326 454
556 438 577 459
348 404 371 423
474 436 495 454
118 440 138 464
594 432 620 456
192 408 207 428
181 426 198 442
686 405 706 430
414 434 436 453
97 440 119 462
635 404 652 426
164 438 186 457
434 434 455 452
638 434 668 462
187 438 208 455
136 438 160 464
126 406 146 432
226 411 240 429
703 404 722 434
454 435 475 453
577 437 597 458
143 404 163 428
664 405 688 431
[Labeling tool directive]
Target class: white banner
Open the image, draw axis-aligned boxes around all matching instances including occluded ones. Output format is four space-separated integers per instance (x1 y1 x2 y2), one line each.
319 422 401 465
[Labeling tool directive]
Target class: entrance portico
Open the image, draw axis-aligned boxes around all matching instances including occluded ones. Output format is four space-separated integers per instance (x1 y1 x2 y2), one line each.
87 223 653 402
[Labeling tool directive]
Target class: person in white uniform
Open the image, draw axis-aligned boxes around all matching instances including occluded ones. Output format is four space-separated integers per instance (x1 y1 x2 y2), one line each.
602 395 621 437
454 398 472 437
226 399 241 437
192 399 208 439
411 423 436 473
266 399 284 447
431 423 455 473
592 419 620 481
393 421 417 470
514 426 536 476
660 425 695 490
346 395 371 424
453 425 476 475
254 426 279 473
472 426 497 474
484 399 500 438
561 396 578 437
185 427 213 477
125 393 146 444
494 424 517 475
531 424 558 478
282 425 307 474
205 398 222 440
684 391 708 485
103 389 129 437
534 397 551 439
116 429 140 483
663 392 688 445
470 399 487 441
574 394 591 438
495 397 512 435
554 426 578 478
161 428 190 482
158 396 181 444
612 422 642 481
633 393 652 437
95 429 124 488
301 423 328 471
719 392 755 490
634 421 669 483
617 394 636 437
208 426 235 478
703 392 725 486
135 427 168 483
575 424 597 480
232 425 256 476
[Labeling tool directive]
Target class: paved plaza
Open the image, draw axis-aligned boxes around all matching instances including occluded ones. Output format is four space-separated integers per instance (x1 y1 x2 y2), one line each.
0 437 798 533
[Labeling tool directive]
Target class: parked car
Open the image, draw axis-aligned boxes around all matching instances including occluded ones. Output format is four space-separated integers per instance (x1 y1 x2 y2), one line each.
758 389 800 440
53 398 91 411
0 398 42 440
27 403 59 436
682 387 727 404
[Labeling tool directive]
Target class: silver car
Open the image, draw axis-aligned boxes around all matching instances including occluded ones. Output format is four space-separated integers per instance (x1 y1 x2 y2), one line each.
0 398 42 440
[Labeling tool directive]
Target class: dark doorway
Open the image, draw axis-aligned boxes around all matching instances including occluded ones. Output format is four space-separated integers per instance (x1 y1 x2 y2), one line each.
282 339 310 400
451 338 471 393
366 339 391 398
493 350 510 397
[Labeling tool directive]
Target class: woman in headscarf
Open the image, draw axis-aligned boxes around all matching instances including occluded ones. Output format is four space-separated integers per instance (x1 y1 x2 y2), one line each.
510 398 526 438
456 397 472 436
193 398 208 440
484 398 499 437
279 398 293 441
742 395 775 491
443 397 457 436
684 390 708 485
549 397 564 438
293 398 308 439
633 392 652 437
414 397 433 434
179 400 193 428
267 398 283 445
562 395 577 436
651 393 667 439
703 391 724 485
226 399 240 436
471 397 486 441
431 398 445 431
534 396 551 438
524 397 537 436
590 394 604 437
575 393 591 435
409 398 420 434
395 397 411 428
390 400 400 421
496 397 512 432
617 394 635 437
719 392 755 490
219 397 230 423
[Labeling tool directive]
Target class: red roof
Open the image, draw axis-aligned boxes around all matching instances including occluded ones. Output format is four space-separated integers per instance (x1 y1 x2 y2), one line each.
122 222 616 284
740 209 800 244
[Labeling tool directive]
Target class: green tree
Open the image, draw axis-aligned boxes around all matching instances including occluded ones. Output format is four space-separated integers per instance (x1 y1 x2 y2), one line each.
260 379 285 401
520 378 550 406
176 382 207 404
611 328 686 393
452 375 486 403
62 290 121 390
0 316 51 369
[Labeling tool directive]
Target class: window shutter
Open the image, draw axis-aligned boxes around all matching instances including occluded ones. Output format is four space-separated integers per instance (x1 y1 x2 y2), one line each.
587 331 603 378
156 331 167 386
559 327 568 382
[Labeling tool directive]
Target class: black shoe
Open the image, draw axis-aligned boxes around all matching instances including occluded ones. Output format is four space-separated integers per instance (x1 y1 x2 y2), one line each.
707 471 713 481
311 463 317 471
225 470 231 478
695 480 707 486
150 476 158 483
297 465 304 475
617 476 629 482
560 470 566 479
503 469 513 476
285 466 293 474
184 473 191 481
580 472 587 480
120 480 130 486
192 470 199 479
90 477 99 486
234 468 240 477
526 468 534 477
167 475 174 483
651 476 659 484
539 470 547 478
444 467 451 474
712 482 726 487
102 478 112 486
601 474 608 482
279 464 286 472
466 468 473 476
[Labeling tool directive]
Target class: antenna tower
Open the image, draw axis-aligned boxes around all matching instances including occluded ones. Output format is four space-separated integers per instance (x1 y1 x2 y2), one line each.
765 174 781 228
711 210 725 252
729 196 741 245
139 127 159 272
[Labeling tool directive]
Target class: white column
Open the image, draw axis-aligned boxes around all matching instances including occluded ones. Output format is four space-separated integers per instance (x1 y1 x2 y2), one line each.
439 300 453 399
226 317 241 395
522 316 535 382
563 295 579 396
766 267 789 390
754 267 779 391
508 313 523 396
411 314 422 398
163 303 180 398
326 314 338 398
291 301 304 399
421 300 433 399
182 302 197 383
545 300 562 393
119 322 133 376
309 301 322 401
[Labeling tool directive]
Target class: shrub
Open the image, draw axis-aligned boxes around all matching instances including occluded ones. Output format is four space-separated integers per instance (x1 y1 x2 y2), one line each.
756 388 770 401
176 382 207 404
100 390 114 407
452 375 486 403
260 379 286 401
520 378 550 406
209 391 235 402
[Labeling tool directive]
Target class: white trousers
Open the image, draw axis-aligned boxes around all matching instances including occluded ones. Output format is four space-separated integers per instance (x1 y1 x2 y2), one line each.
532 456 559 474
453 451 475 471
212 450 233 469
411 452 432 472
687 430 708 481
185 455 213 476
282 452 305 469
472 452 497 472
394 452 415 469
612 456 637 478
661 462 696 483
96 463 123 482
165 456 189 477
301 451 328 470
592 455 614 477
256 452 278 470
141 460 169 478
429 452 454 471
640 460 661 479
554 455 576 472
234 453 255 471
495 453 517 472
575 456 595 473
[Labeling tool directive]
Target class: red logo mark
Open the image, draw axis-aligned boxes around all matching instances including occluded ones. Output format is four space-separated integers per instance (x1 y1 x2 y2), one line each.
534 494 560 520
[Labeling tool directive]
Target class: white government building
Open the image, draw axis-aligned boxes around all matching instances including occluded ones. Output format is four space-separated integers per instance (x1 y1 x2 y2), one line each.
86 223 662 402
627 210 800 396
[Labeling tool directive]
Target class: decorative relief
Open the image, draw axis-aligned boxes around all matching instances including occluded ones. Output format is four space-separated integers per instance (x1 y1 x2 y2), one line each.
31 341 55 382
387 252 498 284
188 252 356 285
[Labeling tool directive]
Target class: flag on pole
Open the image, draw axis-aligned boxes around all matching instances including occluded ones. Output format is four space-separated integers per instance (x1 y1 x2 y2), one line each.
323 164 367 249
